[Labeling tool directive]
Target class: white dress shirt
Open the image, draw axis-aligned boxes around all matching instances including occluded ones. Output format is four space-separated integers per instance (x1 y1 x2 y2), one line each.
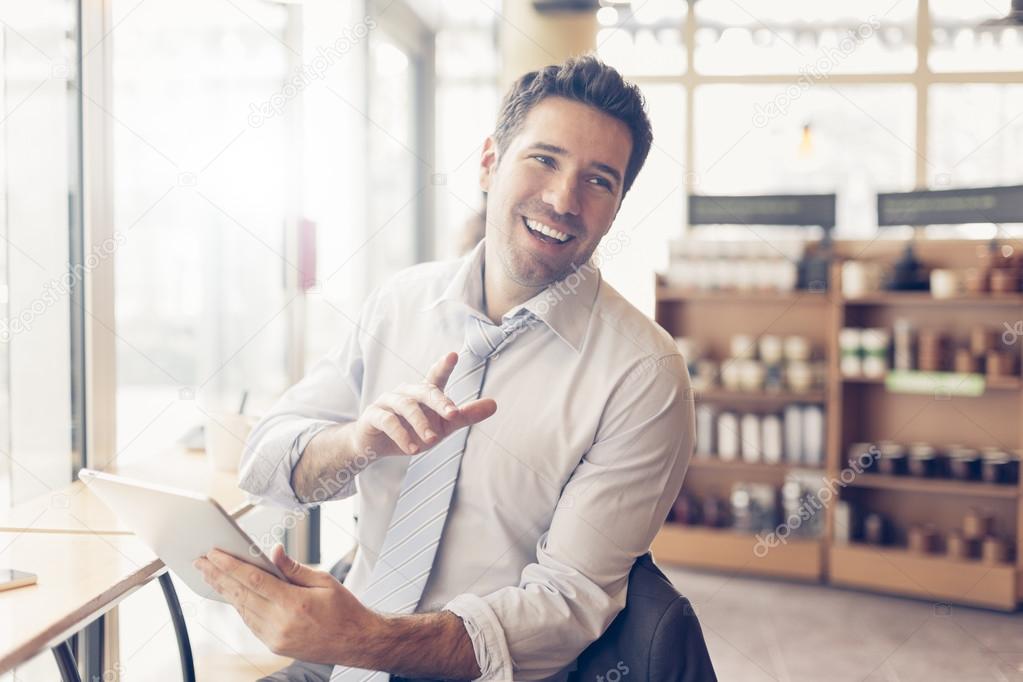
239 240 694 681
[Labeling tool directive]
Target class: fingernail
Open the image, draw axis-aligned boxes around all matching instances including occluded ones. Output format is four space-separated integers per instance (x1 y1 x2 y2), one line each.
408 443 419 454
425 429 437 441
446 406 458 417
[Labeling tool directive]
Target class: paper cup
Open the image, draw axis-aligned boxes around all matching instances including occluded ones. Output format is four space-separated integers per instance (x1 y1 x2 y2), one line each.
205 412 259 472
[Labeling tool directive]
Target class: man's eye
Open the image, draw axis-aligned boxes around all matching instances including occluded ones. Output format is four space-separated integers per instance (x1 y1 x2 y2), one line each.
532 155 554 166
589 177 612 190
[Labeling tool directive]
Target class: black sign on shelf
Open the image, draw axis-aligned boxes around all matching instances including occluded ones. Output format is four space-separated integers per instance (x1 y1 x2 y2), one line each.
877 185 1023 227
688 193 836 229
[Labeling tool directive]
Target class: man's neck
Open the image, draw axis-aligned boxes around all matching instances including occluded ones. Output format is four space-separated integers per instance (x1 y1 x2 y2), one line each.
481 250 545 324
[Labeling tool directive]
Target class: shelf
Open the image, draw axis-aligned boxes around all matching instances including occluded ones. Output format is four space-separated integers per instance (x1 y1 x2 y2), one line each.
829 543 1018 611
842 292 1023 307
651 523 823 581
841 375 885 384
985 376 1022 391
695 387 827 404
842 373 1021 393
656 287 830 304
689 457 822 473
846 473 1018 499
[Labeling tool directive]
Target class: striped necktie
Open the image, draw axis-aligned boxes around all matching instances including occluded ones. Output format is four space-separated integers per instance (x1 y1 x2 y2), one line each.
331 310 533 682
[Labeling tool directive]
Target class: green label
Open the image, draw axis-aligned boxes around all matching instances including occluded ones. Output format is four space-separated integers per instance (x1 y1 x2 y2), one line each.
885 371 986 397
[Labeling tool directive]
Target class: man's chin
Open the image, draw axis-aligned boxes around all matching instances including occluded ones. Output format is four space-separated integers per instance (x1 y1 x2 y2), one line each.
495 244 552 286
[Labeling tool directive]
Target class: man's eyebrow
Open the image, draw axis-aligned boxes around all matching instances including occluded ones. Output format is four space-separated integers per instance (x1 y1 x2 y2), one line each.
592 161 622 185
526 142 623 185
528 142 568 156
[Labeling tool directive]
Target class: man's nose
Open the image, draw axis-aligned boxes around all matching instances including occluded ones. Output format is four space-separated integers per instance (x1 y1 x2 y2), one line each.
541 175 581 218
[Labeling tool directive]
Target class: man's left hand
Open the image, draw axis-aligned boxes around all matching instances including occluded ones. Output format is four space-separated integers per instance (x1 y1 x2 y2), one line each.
195 543 381 664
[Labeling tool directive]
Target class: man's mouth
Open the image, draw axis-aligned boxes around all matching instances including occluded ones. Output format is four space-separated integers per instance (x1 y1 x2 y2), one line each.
522 216 576 246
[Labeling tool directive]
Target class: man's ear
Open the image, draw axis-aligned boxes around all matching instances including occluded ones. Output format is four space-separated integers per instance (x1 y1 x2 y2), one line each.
479 136 499 192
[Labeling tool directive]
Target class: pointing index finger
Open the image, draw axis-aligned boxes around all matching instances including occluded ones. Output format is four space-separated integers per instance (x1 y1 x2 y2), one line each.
425 352 458 392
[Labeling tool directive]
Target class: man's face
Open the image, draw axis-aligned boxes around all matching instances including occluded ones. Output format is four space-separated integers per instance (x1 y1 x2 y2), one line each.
479 96 632 288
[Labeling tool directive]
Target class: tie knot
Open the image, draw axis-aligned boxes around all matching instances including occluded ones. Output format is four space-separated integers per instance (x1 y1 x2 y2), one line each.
463 311 533 360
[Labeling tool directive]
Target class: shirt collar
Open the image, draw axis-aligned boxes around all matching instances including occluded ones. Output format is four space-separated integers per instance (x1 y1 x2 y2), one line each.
422 239 599 353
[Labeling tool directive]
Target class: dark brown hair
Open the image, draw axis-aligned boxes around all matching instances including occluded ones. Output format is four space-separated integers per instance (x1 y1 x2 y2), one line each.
493 55 653 196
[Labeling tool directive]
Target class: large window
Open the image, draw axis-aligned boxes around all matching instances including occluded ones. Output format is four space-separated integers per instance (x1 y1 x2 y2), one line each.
597 1 1023 239
433 0 499 259
0 0 80 507
111 0 294 461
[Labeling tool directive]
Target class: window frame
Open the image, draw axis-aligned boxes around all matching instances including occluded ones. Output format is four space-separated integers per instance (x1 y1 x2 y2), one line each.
609 1 1023 207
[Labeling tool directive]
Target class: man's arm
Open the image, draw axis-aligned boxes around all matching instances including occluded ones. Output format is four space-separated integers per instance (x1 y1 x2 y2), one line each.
289 351 499 503
196 545 481 680
238 302 369 509
239 284 484 509
445 353 695 679
365 611 481 679
288 421 360 504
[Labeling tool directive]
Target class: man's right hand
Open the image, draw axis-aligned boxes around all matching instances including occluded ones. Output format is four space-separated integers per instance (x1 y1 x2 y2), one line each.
347 351 498 459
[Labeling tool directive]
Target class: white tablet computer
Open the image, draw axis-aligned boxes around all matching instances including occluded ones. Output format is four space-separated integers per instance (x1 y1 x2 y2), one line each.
80 469 288 602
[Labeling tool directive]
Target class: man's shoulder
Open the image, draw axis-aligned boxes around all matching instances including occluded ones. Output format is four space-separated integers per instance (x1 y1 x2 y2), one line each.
590 277 680 361
372 256 463 308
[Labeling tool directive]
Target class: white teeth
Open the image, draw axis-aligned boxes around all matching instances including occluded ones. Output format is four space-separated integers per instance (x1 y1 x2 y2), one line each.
525 218 570 243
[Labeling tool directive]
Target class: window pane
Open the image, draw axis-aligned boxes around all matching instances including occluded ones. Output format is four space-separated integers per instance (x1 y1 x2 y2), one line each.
0 0 77 505
601 83 685 314
929 0 1023 72
437 27 497 79
366 33 421 286
929 84 1023 187
111 0 293 464
434 82 498 259
694 85 916 236
436 0 497 28
597 1 686 76
695 1 916 74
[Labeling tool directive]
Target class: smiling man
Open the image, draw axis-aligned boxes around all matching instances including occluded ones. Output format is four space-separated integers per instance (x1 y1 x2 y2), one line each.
205 55 694 681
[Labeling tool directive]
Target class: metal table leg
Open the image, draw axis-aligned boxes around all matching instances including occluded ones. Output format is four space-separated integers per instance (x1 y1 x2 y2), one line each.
51 640 82 682
158 572 196 682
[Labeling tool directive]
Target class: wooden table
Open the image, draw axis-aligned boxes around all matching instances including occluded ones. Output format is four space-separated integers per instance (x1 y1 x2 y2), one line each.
0 532 161 673
0 448 256 680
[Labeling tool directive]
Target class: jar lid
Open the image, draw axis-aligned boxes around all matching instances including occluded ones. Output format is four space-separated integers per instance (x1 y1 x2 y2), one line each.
879 442 906 457
908 443 936 458
980 446 1011 460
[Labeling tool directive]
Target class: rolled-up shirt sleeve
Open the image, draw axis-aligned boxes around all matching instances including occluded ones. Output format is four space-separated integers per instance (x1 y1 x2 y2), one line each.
238 298 373 510
445 353 694 680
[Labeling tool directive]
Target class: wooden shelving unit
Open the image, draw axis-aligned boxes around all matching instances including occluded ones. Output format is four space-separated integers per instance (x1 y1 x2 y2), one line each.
654 239 1023 611
651 524 823 581
653 273 833 583
695 387 826 405
688 458 822 474
829 543 1018 611
655 287 831 304
843 292 1023 307
846 473 1018 499
841 373 1021 392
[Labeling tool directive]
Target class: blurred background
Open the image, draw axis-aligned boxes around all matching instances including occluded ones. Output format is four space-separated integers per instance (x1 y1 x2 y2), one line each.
2 0 1023 680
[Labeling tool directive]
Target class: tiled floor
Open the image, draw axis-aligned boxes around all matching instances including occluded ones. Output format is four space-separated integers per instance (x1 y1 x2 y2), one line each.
661 566 1023 681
